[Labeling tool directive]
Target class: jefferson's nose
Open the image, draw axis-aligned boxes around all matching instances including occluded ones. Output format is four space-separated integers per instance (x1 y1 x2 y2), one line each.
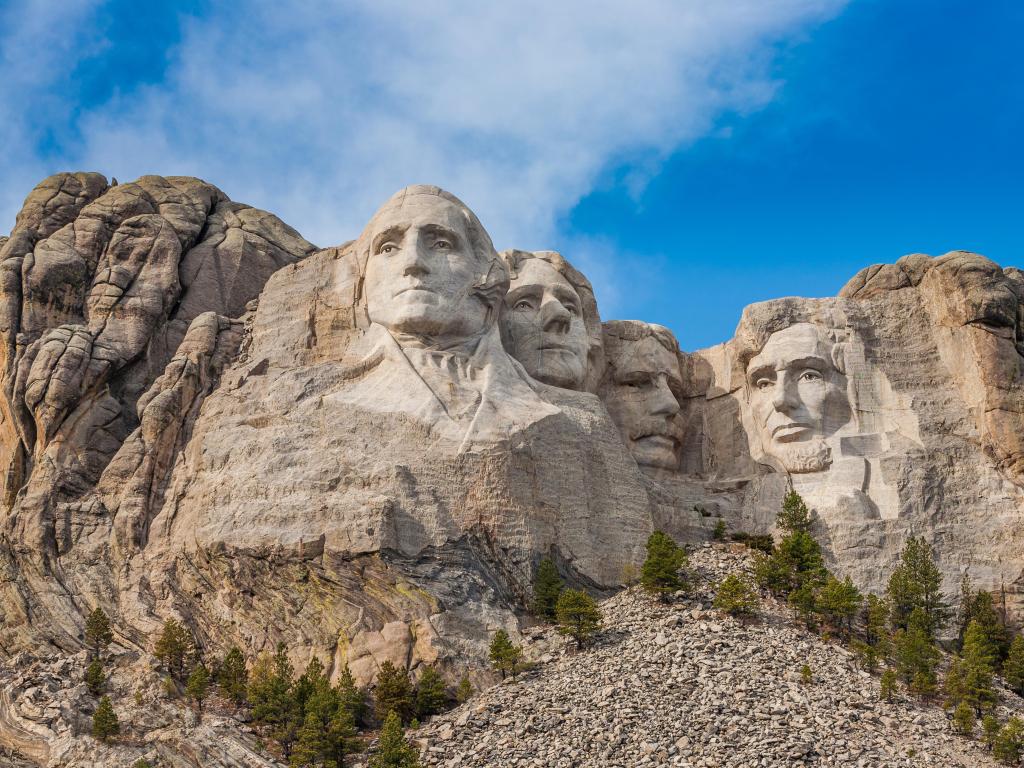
540 297 571 334
651 375 681 417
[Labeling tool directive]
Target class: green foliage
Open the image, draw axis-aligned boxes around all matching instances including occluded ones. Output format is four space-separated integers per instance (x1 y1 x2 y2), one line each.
880 668 898 701
728 531 774 554
959 620 998 715
368 711 420 768
893 619 940 696
374 661 414 725
885 536 949 638
777 490 813 534
414 666 447 719
336 663 369 727
799 664 812 685
532 558 564 621
816 575 862 636
84 659 105 696
787 582 819 630
91 695 119 742
852 594 892 672
1004 635 1024 696
488 630 522 680
953 700 975 737
186 664 211 713
983 714 1002 751
555 589 603 651
640 531 689 599
712 573 759 619
994 717 1024 764
84 607 113 659
153 618 192 681
249 644 301 757
133 760 153 768
958 582 1010 662
294 657 330 718
292 681 358 768
217 646 249 706
455 675 473 704
712 520 727 541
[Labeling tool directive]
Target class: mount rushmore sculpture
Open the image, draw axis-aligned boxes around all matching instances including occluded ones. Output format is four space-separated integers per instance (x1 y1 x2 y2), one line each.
0 174 1023 687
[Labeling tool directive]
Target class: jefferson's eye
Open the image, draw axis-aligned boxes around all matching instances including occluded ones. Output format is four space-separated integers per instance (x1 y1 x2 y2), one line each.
433 239 452 250
514 299 534 311
378 243 397 255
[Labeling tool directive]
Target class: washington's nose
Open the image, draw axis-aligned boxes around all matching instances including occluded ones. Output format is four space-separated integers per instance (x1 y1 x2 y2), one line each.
651 376 681 417
540 298 571 334
397 238 431 278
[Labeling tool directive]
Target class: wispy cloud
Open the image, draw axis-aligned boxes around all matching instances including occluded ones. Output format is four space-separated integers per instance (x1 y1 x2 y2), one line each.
2 0 844 256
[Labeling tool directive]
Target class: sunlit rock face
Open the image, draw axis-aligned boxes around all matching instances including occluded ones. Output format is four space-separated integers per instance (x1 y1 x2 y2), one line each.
3 168 1024 730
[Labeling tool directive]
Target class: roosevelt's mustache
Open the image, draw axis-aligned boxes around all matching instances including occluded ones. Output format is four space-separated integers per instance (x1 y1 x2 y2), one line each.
628 418 683 443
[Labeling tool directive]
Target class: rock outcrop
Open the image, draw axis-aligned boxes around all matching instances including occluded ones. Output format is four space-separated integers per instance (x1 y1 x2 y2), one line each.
1 173 1023 764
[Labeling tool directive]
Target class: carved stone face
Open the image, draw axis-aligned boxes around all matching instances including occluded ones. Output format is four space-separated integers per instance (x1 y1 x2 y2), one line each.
364 195 490 342
932 253 1019 331
745 323 850 473
602 335 683 470
503 258 589 389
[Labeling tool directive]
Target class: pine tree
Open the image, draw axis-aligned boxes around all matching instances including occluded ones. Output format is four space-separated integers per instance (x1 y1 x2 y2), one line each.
488 630 522 680
153 618 192 681
455 675 473 704
532 558 564 621
959 587 1011 662
217 646 249 706
994 717 1024 764
374 661 414 724
1004 635 1024 696
292 683 357 768
294 656 330 717
336 663 368 727
817 575 862 636
84 607 113 660
777 489 813 534
414 666 447 719
186 663 211 715
640 531 689 600
368 711 419 768
91 695 119 743
84 659 105 696
983 714 1002 751
713 573 759 619
961 620 998 715
885 537 949 638
555 588 603 650
249 644 301 757
953 700 975 737
893 611 940 695
880 668 898 701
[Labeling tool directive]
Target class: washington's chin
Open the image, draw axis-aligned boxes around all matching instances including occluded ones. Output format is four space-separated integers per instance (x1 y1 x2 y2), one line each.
372 302 483 337
630 435 680 470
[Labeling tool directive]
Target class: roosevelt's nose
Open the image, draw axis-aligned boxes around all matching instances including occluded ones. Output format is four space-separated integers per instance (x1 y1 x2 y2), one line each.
651 375 681 417
540 297 571 334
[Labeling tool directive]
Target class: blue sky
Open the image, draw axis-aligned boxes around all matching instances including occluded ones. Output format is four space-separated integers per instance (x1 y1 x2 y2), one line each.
1 0 1020 349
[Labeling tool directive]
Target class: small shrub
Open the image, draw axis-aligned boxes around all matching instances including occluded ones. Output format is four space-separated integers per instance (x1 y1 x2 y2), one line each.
799 664 812 685
84 659 105 696
91 696 119 743
729 531 774 554
713 573 759 619
880 668 898 701
640 531 688 600
953 700 975 737
620 563 640 587
455 675 473 704
488 630 523 679
555 589 602 651
712 520 726 541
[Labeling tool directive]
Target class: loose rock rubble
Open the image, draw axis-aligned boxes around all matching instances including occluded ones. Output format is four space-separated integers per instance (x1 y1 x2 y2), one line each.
412 544 1021 768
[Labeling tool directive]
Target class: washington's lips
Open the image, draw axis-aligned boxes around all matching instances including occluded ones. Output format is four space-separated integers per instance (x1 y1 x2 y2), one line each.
395 285 436 297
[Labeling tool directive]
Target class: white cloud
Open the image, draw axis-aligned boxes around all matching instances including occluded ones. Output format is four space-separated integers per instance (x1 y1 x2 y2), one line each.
2 0 846 281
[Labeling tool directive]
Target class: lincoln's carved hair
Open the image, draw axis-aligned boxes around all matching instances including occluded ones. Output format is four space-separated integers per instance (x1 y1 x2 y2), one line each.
353 185 509 310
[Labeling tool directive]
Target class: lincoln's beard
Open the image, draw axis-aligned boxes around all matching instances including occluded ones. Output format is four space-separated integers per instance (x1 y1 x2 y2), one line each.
769 438 832 474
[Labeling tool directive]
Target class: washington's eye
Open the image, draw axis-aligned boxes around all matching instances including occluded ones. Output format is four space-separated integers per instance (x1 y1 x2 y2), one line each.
378 243 397 255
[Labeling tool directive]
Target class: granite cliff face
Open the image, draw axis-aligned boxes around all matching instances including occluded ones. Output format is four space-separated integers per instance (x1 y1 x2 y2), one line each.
0 174 1022 743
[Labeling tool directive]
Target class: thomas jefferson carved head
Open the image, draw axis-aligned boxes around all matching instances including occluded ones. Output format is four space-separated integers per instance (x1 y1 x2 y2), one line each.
600 321 684 471
357 186 507 344
499 250 601 390
744 323 851 473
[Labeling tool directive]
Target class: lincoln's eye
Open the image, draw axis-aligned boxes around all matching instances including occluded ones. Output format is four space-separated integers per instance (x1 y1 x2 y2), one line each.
756 379 773 391
799 370 823 383
434 239 452 250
